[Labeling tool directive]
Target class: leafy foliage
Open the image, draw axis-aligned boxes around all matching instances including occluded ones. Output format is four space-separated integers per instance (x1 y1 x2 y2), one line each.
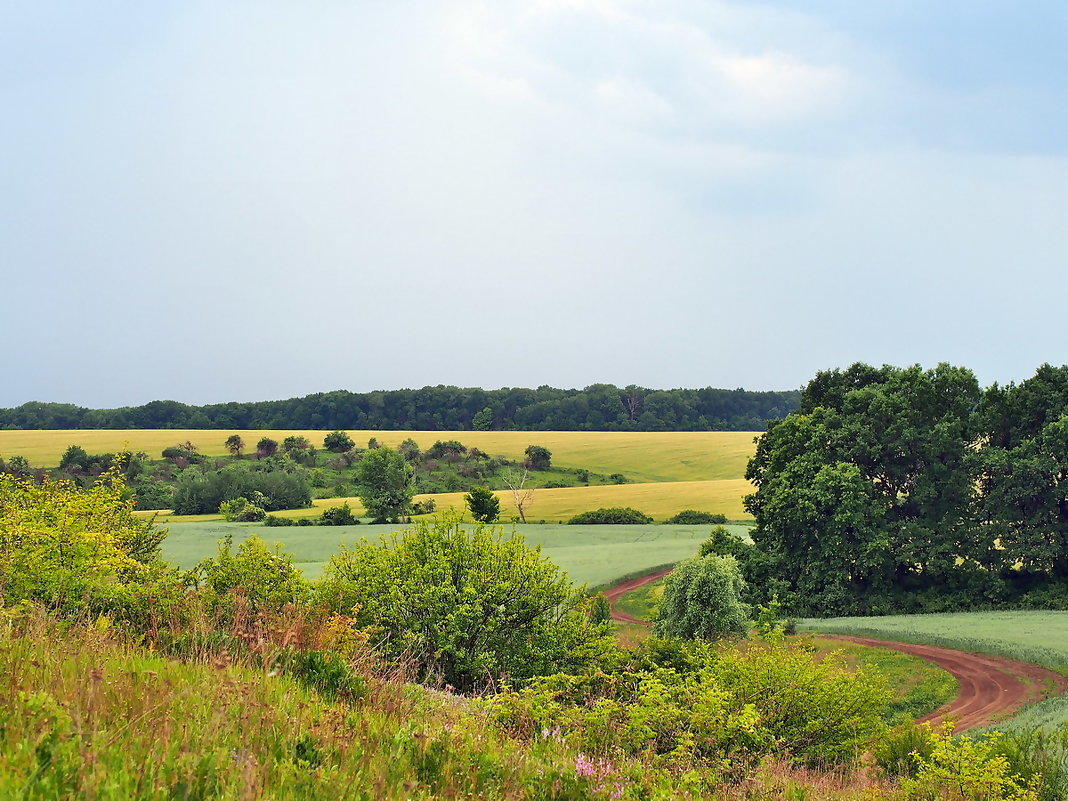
171 464 311 515
318 515 613 691
0 464 177 622
355 447 414 523
665 510 728 525
322 430 355 453
465 485 501 523
568 508 653 525
653 555 749 640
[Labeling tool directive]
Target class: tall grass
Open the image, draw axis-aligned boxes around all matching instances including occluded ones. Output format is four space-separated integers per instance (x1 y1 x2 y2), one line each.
0 609 671 801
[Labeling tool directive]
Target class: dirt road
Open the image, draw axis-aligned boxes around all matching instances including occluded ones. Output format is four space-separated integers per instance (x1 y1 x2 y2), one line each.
823 635 1067 731
605 569 1068 731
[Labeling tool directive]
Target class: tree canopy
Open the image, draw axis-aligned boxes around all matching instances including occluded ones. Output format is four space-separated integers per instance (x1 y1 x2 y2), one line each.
743 362 1068 615
355 446 414 523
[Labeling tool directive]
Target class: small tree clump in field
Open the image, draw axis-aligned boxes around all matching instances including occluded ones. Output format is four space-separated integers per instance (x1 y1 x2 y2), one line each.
653 554 749 640
255 437 278 458
225 434 244 457
523 445 552 471
568 507 653 525
665 510 728 525
318 503 358 526
465 485 500 523
323 430 355 453
219 494 267 522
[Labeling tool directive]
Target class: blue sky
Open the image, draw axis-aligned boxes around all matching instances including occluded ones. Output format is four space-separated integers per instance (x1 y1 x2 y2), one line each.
3 1 1066 407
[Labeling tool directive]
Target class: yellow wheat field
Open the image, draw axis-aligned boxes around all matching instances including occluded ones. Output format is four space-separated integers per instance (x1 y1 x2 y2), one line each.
0 429 759 483
145 478 754 524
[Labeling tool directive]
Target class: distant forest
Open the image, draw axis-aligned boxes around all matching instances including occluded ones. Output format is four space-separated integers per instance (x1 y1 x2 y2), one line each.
0 385 801 431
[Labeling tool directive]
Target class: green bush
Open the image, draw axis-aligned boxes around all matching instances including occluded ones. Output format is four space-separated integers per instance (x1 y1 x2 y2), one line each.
653 555 749 640
194 535 309 615
568 507 653 525
219 495 267 522
317 514 613 691
263 514 295 527
665 510 728 525
171 465 311 515
318 503 358 526
486 639 891 773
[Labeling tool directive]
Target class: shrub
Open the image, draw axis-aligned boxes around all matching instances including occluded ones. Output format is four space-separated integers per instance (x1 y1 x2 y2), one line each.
317 513 613 691
263 514 295 527
323 430 355 453
665 510 728 525
465 485 500 523
410 498 436 515
524 445 552 471
318 503 358 526
486 639 891 773
896 725 1041 801
0 465 182 625
219 495 267 522
171 465 312 515
653 555 749 640
568 507 653 525
194 534 309 614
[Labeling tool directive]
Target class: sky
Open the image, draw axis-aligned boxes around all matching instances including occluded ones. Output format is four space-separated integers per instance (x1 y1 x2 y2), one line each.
4 1 1067 408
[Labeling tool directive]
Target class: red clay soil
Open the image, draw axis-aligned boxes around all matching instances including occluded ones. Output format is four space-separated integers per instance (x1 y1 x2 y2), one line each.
604 568 673 625
822 635 1068 732
605 570 1068 732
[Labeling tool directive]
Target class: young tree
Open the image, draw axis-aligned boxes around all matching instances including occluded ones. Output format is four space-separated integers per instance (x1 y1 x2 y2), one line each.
318 515 612 690
524 445 552 471
355 446 414 522
502 468 534 523
653 554 749 640
225 434 244 457
323 430 355 453
472 406 494 431
255 437 278 458
465 485 500 523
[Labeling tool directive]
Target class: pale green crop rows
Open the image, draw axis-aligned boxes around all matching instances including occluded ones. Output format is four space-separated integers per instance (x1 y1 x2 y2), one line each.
161 522 741 587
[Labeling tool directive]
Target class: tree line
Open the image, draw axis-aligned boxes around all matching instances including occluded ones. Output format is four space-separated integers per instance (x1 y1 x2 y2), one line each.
740 362 1068 616
0 383 800 431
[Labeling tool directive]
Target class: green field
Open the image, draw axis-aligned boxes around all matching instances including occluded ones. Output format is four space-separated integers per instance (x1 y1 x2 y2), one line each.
800 611 1068 730
161 522 742 586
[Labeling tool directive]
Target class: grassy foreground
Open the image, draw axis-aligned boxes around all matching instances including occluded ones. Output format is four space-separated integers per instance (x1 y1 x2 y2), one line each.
0 429 758 483
0 613 667 801
800 611 1068 730
161 523 751 585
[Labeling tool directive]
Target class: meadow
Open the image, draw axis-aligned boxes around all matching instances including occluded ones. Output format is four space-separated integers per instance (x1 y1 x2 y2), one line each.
162 522 745 585
800 611 1068 730
149 478 754 525
0 428 757 483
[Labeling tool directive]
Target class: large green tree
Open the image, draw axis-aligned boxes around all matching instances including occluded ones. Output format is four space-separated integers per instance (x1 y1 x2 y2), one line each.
978 365 1068 579
355 446 414 523
744 363 984 615
318 516 611 691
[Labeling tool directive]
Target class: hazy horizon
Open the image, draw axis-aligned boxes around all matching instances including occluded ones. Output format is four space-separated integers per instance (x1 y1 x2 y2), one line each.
6 2 1067 407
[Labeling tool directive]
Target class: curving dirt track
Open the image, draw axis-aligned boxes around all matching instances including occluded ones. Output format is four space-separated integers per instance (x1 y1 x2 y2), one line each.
604 568 672 625
822 635 1067 731
605 570 1068 731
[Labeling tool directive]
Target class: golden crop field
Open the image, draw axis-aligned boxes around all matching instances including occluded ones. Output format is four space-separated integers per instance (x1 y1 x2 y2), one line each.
0 429 758 483
147 477 755 524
